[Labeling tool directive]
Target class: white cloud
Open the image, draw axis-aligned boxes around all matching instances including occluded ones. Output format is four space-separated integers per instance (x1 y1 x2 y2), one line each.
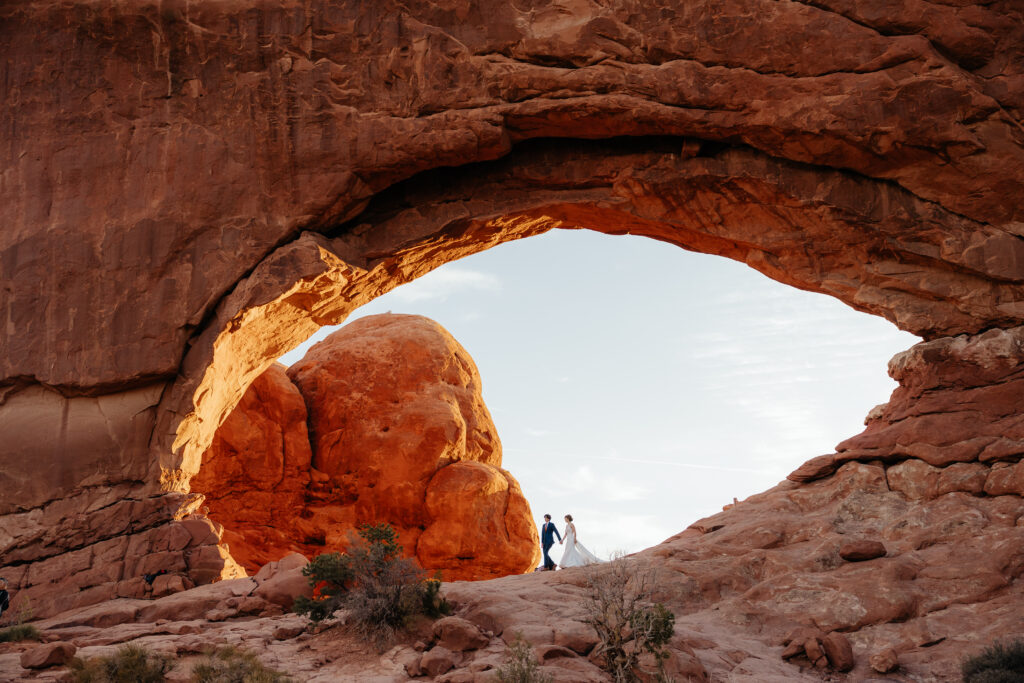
525 427 551 437
389 268 501 303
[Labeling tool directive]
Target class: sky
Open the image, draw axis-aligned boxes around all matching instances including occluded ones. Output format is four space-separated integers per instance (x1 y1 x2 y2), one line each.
279 229 919 562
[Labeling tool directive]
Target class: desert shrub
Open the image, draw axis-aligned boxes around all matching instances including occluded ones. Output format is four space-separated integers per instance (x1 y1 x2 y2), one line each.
495 635 553 683
190 645 293 683
421 575 452 619
294 523 450 646
962 639 1024 683
8 595 33 625
0 623 41 642
965 673 1022 683
293 549 354 623
68 644 173 683
583 555 676 683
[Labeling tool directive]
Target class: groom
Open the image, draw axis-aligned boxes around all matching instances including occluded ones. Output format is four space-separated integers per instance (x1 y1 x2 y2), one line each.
539 514 562 571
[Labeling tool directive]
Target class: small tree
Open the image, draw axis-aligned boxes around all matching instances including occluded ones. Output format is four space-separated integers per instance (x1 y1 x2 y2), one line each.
495 634 553 683
294 523 449 646
583 555 676 682
292 549 355 623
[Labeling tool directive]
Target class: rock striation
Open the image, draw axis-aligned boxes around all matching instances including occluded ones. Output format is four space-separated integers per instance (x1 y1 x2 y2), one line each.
193 314 540 580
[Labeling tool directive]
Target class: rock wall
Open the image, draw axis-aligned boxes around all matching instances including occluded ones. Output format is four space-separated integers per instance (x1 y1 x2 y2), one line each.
192 315 541 580
0 0 1022 627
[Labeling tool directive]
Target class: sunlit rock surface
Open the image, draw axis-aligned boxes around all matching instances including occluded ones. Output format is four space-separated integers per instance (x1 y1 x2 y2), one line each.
194 315 541 580
190 364 315 572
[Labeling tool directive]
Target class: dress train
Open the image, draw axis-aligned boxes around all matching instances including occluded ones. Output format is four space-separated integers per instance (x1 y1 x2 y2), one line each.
559 524 602 567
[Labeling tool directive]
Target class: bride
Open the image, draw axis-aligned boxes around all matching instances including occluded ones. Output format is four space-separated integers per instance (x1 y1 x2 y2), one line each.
559 514 602 568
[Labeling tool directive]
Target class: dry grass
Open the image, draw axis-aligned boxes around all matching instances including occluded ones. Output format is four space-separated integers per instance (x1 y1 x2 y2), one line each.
68 644 173 683
191 645 294 683
0 623 41 642
495 635 553 683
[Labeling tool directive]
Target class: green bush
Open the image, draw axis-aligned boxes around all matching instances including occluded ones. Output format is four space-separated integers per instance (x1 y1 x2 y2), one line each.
495 635 553 683
0 623 41 642
963 639 1024 683
191 646 293 683
68 644 173 683
421 575 452 619
294 523 450 647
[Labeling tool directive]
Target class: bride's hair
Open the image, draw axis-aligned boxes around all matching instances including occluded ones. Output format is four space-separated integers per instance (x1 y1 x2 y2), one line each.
564 514 573 522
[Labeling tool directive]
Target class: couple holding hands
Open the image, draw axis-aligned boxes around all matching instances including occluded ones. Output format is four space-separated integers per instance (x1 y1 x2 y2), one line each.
539 513 602 571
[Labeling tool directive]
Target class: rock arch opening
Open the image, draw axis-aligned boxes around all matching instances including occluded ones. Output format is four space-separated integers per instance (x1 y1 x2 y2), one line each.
187 228 918 578
165 136 1011 481
3 2 1022 673
162 134 1004 580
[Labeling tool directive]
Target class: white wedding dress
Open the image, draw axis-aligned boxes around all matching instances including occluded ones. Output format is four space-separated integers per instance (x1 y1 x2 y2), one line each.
559 523 602 567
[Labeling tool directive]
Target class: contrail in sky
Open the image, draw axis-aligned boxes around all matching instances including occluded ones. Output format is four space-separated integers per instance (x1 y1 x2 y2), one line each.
506 450 780 475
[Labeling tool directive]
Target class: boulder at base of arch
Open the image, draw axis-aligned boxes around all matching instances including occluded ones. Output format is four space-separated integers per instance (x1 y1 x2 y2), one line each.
194 314 541 580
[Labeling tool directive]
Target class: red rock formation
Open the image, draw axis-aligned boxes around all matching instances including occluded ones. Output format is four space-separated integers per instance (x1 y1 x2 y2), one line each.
289 314 540 580
2 0 1022 492
419 461 539 580
0 9 1021 682
190 314 540 579
190 363 315 572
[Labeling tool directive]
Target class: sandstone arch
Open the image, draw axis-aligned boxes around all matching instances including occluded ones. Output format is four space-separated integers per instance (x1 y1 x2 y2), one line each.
164 136 1022 488
1 0 1023 618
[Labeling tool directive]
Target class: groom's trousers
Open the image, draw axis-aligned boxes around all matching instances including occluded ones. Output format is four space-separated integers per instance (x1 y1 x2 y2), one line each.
542 542 555 570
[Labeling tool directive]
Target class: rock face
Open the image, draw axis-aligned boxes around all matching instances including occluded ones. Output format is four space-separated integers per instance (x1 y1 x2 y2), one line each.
190 364 314 572
192 314 540 580
0 5 1022 681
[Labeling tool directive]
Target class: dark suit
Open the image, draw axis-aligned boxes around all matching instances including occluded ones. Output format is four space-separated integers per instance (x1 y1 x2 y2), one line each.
540 521 562 570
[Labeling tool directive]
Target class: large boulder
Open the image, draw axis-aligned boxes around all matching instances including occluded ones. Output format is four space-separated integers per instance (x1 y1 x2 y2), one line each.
191 314 540 580
20 642 76 670
419 461 540 580
286 314 540 579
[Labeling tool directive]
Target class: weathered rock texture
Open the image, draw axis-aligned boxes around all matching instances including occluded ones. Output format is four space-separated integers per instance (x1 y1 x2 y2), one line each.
193 315 540 579
189 363 315 572
0 4 1022 680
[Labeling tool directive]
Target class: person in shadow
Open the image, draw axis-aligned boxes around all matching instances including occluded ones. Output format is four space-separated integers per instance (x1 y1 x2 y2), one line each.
0 578 10 620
